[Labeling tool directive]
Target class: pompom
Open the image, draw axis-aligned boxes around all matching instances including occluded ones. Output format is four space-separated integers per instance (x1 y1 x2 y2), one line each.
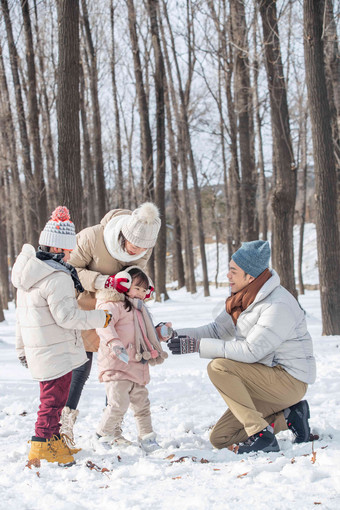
135 353 143 362
142 351 151 360
51 206 71 222
135 202 160 223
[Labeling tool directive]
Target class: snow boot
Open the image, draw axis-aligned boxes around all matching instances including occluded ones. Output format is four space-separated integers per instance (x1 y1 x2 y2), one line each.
235 425 280 455
138 432 161 453
286 400 311 443
59 406 79 442
51 435 76 466
96 432 133 447
28 436 75 466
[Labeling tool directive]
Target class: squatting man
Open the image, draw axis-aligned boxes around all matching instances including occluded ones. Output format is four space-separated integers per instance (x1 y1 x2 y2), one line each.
167 240 316 455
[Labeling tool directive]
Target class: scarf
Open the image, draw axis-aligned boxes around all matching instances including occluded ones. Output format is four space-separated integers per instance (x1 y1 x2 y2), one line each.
103 215 147 262
36 249 84 293
128 297 168 366
226 268 272 325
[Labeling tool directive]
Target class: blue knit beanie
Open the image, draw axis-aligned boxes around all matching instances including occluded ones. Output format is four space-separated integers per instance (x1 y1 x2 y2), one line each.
231 240 270 278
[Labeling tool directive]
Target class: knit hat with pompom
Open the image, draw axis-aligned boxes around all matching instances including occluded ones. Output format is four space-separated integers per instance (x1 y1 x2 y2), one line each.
39 206 77 250
121 202 161 248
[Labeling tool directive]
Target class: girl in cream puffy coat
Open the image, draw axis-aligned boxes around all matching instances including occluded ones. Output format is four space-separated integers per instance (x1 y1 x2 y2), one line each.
11 207 111 467
95 266 168 453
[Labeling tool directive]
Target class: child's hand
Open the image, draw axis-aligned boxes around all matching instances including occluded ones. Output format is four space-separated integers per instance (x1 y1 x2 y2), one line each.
19 356 28 368
110 345 129 364
156 322 173 341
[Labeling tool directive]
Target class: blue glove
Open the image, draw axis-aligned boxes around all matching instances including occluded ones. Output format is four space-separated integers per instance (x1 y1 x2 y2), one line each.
167 335 200 355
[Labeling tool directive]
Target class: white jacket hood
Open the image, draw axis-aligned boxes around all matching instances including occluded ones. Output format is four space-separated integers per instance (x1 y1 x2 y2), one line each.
11 244 56 291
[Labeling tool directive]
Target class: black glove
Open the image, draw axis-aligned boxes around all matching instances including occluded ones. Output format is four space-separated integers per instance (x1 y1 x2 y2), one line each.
167 335 200 355
19 356 28 368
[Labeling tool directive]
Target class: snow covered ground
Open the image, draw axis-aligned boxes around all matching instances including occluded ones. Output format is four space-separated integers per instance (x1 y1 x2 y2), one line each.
1 284 340 510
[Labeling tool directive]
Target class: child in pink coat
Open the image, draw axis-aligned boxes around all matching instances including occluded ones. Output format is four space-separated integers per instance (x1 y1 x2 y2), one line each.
95 266 168 452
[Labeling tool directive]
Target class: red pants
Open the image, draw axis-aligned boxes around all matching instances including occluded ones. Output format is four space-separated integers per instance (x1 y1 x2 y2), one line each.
35 372 72 439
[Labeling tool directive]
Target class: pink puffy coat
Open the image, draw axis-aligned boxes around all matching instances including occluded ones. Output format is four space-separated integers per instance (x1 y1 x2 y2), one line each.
96 290 150 386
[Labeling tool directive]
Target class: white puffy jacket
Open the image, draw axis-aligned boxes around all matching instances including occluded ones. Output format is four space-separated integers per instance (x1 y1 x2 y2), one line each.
178 270 316 385
11 244 107 381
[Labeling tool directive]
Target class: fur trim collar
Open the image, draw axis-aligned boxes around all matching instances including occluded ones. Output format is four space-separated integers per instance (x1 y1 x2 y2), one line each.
95 288 125 302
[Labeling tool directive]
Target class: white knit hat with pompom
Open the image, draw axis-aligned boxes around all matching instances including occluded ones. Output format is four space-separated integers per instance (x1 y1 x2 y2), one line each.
121 202 161 248
39 206 77 250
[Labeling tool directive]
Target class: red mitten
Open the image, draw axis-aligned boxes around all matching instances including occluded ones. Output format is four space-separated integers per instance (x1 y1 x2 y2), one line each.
104 271 132 293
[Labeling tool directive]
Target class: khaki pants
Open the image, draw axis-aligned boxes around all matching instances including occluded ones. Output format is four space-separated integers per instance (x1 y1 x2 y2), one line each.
207 359 307 449
97 380 153 438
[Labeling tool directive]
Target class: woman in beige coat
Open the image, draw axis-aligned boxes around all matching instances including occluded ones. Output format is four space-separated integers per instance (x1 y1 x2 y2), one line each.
60 202 161 440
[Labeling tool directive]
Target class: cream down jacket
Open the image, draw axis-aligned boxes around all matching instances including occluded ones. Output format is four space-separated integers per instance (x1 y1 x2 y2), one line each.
178 270 316 385
11 244 107 381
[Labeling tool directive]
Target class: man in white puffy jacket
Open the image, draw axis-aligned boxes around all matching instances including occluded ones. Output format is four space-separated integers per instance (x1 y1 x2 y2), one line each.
11 207 111 467
168 240 316 454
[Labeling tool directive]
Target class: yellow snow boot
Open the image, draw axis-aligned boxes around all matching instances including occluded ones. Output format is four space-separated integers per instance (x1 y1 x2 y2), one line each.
28 437 58 464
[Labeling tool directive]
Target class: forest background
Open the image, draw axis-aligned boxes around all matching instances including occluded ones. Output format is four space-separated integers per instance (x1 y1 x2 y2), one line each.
0 0 339 335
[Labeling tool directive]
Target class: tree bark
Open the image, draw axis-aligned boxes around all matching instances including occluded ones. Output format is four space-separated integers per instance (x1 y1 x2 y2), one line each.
0 43 25 253
21 0 47 230
126 0 154 201
81 0 106 219
1 0 39 245
303 0 340 334
147 0 169 301
110 1 124 208
229 0 257 241
79 61 96 226
33 0 57 212
258 0 297 296
57 0 83 230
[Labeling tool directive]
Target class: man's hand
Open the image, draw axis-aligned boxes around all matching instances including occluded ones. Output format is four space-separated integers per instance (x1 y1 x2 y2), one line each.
19 356 28 368
105 271 132 293
167 335 200 355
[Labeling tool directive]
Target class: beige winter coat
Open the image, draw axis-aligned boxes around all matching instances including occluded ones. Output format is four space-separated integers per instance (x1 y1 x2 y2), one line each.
11 244 107 381
69 209 152 352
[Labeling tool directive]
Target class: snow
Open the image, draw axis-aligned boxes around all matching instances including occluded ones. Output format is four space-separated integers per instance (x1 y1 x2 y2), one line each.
1 228 339 509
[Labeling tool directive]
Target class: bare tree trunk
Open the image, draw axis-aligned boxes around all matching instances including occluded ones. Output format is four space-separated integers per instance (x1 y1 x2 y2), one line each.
298 111 308 295
253 3 267 240
208 0 241 253
126 0 154 201
33 0 57 212
1 0 39 245
21 0 47 230
79 61 95 226
165 80 185 289
122 98 138 209
110 0 124 208
147 0 169 301
81 0 106 219
161 0 196 293
323 0 340 225
0 170 9 309
57 0 83 230
0 43 25 253
304 0 340 334
258 0 297 296
229 0 257 241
